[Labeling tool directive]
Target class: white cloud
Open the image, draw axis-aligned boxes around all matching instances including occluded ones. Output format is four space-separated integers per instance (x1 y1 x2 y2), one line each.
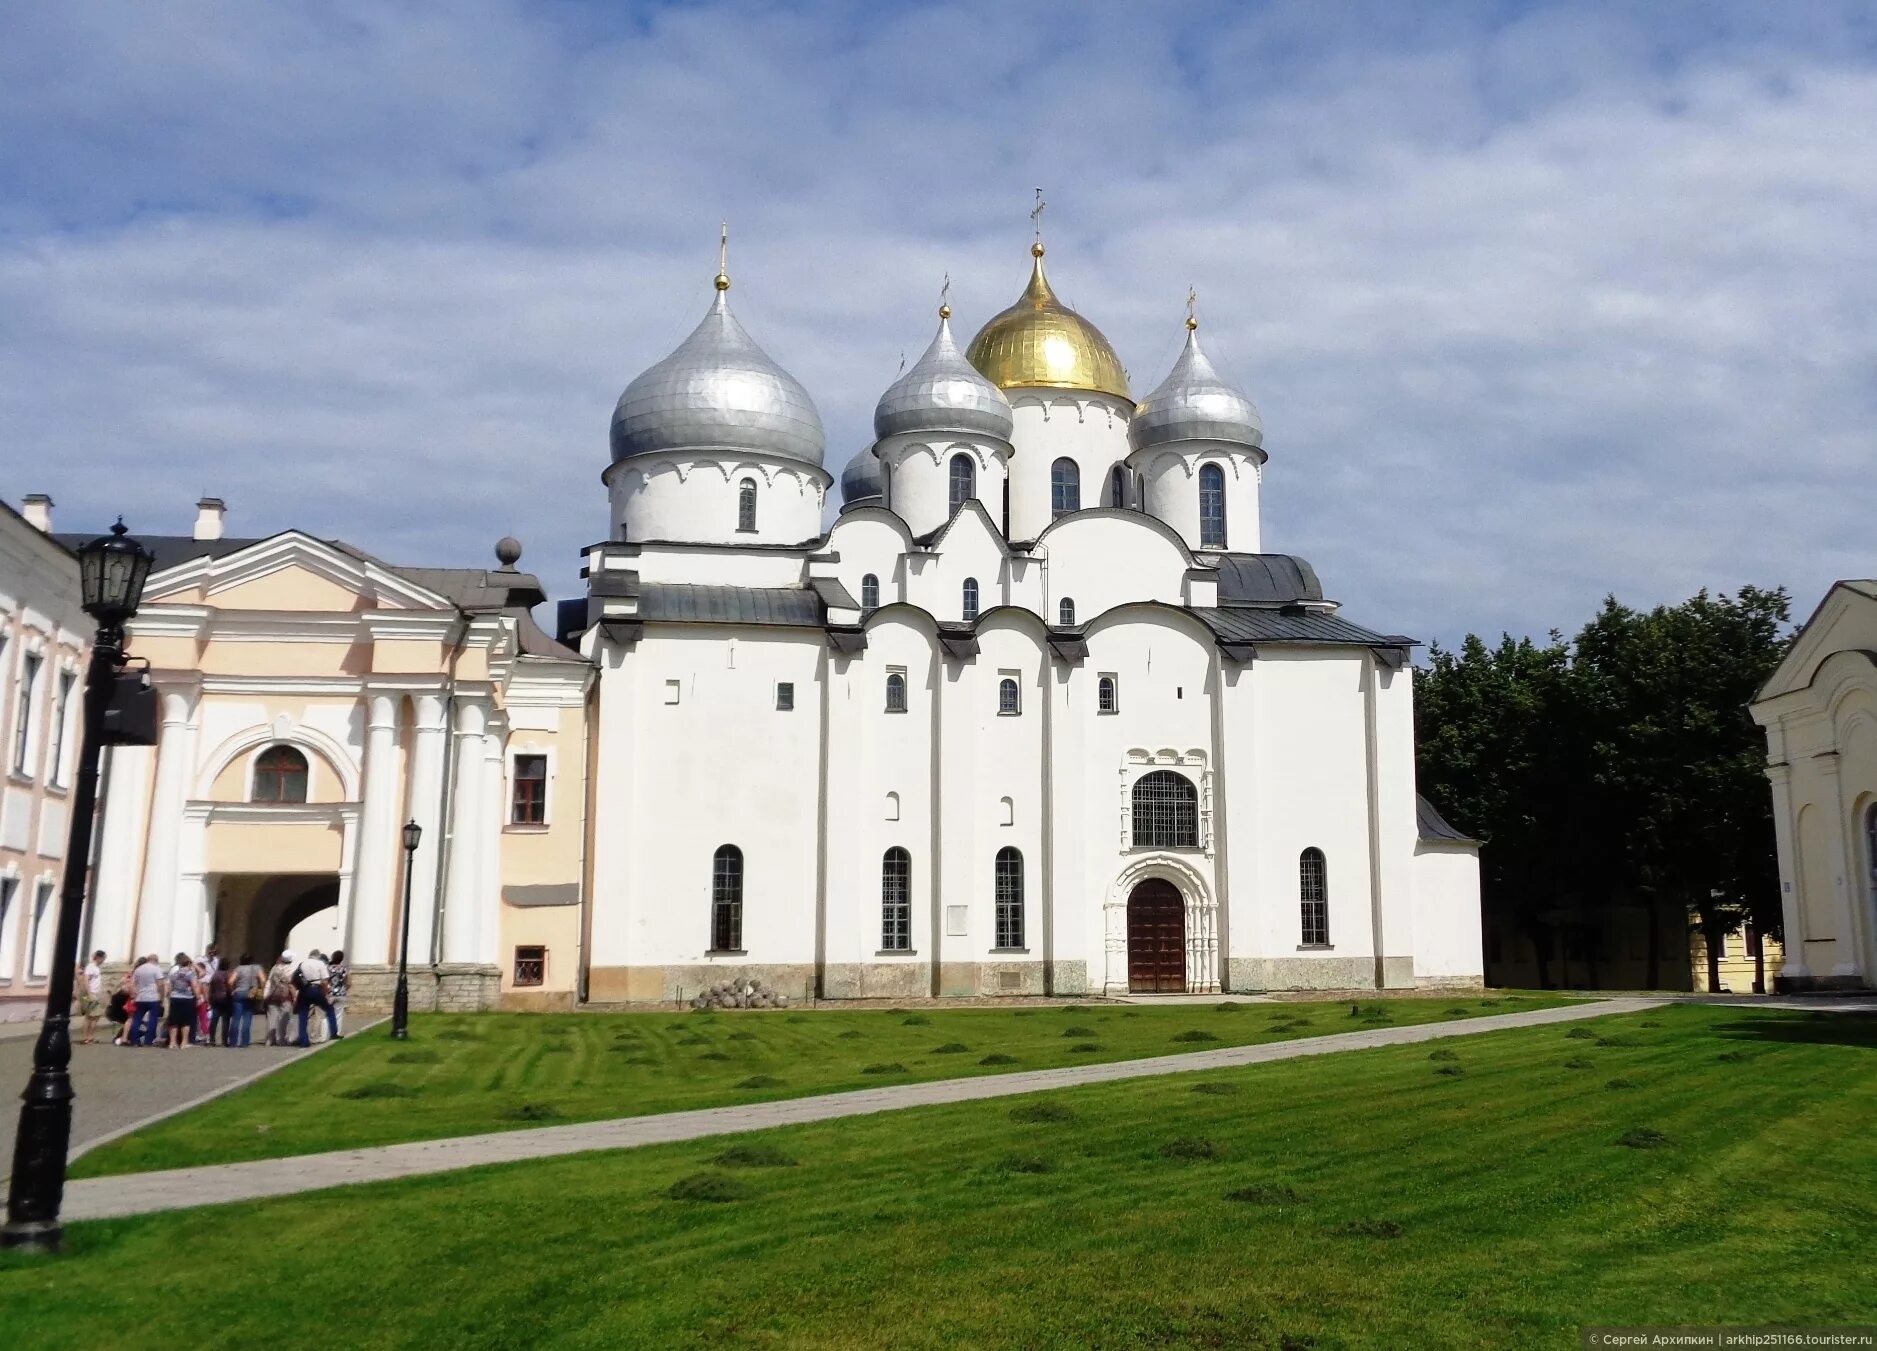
2 1 1873 645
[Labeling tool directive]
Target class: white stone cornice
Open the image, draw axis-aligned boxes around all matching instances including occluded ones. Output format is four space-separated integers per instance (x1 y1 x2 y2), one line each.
188 801 360 826
127 606 214 642
362 611 463 642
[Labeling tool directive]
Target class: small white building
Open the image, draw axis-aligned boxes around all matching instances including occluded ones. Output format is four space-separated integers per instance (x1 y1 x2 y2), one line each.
1751 579 1877 990
580 242 1483 1000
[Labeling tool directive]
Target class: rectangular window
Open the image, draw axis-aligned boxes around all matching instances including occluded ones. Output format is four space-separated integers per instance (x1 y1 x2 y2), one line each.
1097 673 1119 715
511 754 548 825
0 876 16 978
881 849 911 951
775 682 794 711
27 879 54 978
994 848 1024 950
664 679 681 705
885 669 908 713
49 670 75 787
513 945 546 987
13 652 40 776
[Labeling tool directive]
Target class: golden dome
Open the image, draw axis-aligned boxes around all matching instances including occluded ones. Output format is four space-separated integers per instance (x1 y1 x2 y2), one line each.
966 244 1132 402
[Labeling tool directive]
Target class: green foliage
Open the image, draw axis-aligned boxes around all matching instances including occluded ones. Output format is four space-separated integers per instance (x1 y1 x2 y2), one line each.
712 1144 799 1168
1159 1136 1225 1161
1170 1030 1220 1043
1416 585 1791 988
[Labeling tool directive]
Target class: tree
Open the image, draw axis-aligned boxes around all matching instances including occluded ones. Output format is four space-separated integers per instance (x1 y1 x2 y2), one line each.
1416 586 1791 990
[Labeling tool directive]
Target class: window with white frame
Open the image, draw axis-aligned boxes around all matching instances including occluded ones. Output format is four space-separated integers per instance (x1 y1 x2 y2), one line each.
252 745 309 803
511 753 548 825
13 651 40 777
962 578 979 622
27 878 54 978
1299 848 1329 946
860 574 880 611
1097 673 1118 714
1109 464 1127 509
994 846 1024 950
885 670 907 713
997 676 1020 715
49 669 76 788
1198 463 1227 548
1058 597 1076 627
881 847 911 951
0 876 16 979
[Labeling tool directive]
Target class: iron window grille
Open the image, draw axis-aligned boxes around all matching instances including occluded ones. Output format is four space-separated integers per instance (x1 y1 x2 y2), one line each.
737 478 758 532
252 744 309 803
1300 847 1329 945
514 945 546 987
712 845 744 950
995 846 1024 949
949 453 976 514
885 672 907 713
962 578 979 622
1051 458 1080 516
998 678 1020 715
881 847 911 950
1198 463 1227 548
1131 770 1198 849
511 753 548 824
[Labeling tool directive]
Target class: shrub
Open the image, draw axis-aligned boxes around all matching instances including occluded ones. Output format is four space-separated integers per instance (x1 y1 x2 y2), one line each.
1434 1064 1464 1078
1333 1219 1403 1239
1606 1078 1638 1090
1717 1050 1750 1063
737 1075 784 1089
1224 1183 1301 1205
1428 1049 1460 1062
1477 999 1502 1008
1442 1007 1471 1017
1594 1035 1634 1048
901 1015 931 1027
836 1029 864 1040
1563 1056 1596 1070
1214 1002 1248 1013
1565 1027 1597 1040
1616 1127 1673 1150
1009 1103 1075 1124
713 1144 798 1168
979 1053 1019 1066
1171 1030 1220 1044
996 1155 1056 1174
499 1103 561 1122
676 1035 709 1047
698 1052 731 1062
860 1063 907 1075
1069 1043 1103 1053
664 1173 749 1203
1191 1082 1239 1095
1638 1019 1662 1028
1160 1137 1225 1161
339 1081 419 1100
1062 1027 1098 1038
931 1042 971 1054
387 1050 440 1065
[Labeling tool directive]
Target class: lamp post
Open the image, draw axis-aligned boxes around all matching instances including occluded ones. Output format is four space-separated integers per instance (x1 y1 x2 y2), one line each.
391 818 421 1040
3 520 153 1253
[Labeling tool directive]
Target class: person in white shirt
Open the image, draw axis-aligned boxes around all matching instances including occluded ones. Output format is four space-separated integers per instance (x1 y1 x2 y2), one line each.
128 954 166 1047
76 949 106 1045
294 949 340 1046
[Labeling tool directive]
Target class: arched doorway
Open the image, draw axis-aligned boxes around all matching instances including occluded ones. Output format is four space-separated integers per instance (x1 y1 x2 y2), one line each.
1127 879 1186 993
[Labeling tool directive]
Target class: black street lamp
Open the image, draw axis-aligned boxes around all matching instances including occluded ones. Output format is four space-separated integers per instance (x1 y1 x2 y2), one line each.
391 818 422 1040
3 520 153 1253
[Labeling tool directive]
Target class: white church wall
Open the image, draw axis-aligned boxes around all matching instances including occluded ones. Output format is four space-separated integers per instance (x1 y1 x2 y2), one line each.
627 545 808 589
607 453 827 547
903 509 1009 621
1005 394 1132 541
1043 517 1191 625
1411 845 1484 985
827 511 913 612
877 434 1010 541
1371 661 1423 985
1131 445 1263 554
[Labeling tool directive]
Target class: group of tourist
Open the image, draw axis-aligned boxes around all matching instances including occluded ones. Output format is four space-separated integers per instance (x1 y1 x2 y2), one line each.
76 945 350 1049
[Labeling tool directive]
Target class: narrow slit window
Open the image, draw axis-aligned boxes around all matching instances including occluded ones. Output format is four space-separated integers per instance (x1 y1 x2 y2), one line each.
860 573 880 611
995 847 1024 949
962 577 979 622
949 453 976 514
881 847 911 951
712 845 744 950
1051 458 1080 517
737 478 758 532
1299 847 1329 946
1199 463 1227 548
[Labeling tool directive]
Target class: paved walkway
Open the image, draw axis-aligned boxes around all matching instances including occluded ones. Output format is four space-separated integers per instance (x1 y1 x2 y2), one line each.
61 996 1667 1223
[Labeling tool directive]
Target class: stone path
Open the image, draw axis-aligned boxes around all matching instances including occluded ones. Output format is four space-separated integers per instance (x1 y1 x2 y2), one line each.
61 996 1667 1223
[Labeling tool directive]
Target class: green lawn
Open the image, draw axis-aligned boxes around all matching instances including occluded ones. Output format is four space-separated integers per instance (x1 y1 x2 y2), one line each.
74 992 1569 1176
7 1004 1872 1350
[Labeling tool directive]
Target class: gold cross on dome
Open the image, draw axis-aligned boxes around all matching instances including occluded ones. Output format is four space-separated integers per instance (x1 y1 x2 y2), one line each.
1030 187 1046 238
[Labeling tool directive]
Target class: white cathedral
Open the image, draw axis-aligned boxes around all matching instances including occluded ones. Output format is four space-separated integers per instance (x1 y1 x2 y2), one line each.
577 237 1481 1002
3 232 1482 1016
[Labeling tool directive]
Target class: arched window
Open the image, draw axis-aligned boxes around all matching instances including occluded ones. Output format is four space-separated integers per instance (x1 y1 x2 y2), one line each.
998 677 1019 715
1198 463 1226 548
1058 597 1076 627
995 847 1024 949
711 845 744 951
253 745 309 803
860 573 880 611
882 847 912 951
949 453 976 514
1131 770 1198 848
1109 464 1127 509
962 577 980 622
737 478 758 532
1299 847 1328 945
1051 458 1080 516
885 672 907 713
1098 674 1118 713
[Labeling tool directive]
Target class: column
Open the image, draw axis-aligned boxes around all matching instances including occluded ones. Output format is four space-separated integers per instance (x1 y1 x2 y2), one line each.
479 725 505 966
1765 763 1808 982
346 692 401 964
88 743 153 962
1819 754 1869 980
403 693 448 966
135 687 197 956
440 699 486 964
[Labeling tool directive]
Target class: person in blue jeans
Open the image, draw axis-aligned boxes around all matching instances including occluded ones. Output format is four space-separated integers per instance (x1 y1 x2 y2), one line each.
128 953 165 1047
229 952 265 1047
294 950 340 1046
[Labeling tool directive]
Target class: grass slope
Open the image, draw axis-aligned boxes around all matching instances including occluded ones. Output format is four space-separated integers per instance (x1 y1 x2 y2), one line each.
72 993 1564 1176
8 1005 1872 1350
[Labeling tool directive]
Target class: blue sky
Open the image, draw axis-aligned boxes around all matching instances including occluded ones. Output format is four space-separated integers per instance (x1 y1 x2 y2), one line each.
3 1 1874 646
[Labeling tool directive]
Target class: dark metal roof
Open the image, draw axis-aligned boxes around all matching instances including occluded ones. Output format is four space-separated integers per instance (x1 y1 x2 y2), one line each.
53 532 267 574
1197 608 1398 646
1211 553 1323 607
636 584 823 627
1416 795 1477 845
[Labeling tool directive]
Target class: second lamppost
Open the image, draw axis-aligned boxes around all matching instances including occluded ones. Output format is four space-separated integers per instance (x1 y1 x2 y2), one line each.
392 818 422 1039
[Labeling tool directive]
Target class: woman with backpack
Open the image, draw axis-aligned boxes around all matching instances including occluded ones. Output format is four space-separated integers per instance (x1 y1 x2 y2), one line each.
264 950 297 1047
207 961 237 1046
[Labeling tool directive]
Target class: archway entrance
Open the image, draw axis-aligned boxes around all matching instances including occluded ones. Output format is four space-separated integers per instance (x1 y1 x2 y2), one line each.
1127 879 1186 993
211 873 341 962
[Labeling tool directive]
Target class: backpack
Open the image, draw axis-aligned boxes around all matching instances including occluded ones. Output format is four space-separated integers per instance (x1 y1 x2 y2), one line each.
291 967 307 992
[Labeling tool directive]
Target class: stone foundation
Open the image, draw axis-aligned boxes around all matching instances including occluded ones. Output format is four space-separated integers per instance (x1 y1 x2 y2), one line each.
1226 955 1416 991
340 963 503 1013
1775 973 1872 993
587 963 816 1005
819 962 929 1001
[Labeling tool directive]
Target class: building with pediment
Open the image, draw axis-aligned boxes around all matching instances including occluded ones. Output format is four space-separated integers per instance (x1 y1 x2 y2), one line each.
11 237 1483 1009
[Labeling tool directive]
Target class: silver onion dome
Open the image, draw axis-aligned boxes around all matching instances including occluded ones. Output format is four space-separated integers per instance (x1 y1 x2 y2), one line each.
610 284 826 467
874 310 1013 441
1128 322 1263 453
839 446 884 507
